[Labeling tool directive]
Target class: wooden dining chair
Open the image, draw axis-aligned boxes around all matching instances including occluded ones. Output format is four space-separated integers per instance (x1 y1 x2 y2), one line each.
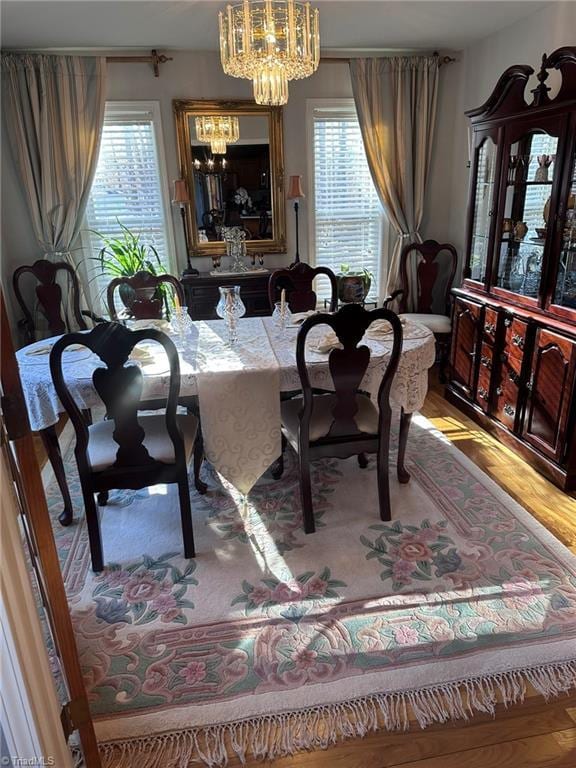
383 239 457 382
13 259 103 343
273 303 403 533
268 262 338 313
106 271 185 321
50 321 199 572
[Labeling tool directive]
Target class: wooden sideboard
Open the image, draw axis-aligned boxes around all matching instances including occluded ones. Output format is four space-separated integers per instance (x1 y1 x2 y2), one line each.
181 271 271 320
446 47 576 491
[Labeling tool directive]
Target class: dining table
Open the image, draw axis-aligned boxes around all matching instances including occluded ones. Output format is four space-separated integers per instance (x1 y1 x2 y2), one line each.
16 314 436 526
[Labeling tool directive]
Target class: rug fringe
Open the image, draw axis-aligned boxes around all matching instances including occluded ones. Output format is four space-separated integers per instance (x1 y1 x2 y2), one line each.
99 659 576 767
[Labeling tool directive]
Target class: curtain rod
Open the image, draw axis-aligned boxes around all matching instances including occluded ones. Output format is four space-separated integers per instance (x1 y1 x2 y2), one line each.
106 49 173 77
320 53 457 67
106 50 456 75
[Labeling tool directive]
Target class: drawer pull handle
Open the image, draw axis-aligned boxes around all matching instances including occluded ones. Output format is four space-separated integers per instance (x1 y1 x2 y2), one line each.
478 386 488 401
508 370 520 385
503 403 515 417
484 322 496 335
511 334 524 350
481 355 492 369
496 386 503 396
504 317 512 327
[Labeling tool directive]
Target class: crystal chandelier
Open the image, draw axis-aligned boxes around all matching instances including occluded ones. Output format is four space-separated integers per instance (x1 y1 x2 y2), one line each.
219 0 320 106
195 115 240 154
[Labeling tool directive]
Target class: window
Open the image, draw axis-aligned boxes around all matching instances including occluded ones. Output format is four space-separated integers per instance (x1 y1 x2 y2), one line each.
84 102 174 305
308 101 384 301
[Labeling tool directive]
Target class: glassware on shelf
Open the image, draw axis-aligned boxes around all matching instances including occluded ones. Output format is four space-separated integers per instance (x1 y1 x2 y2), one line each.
216 285 246 346
272 300 292 331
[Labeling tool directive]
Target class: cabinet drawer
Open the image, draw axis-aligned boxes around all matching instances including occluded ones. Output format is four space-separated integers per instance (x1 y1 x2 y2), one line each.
483 308 499 345
505 318 528 359
475 342 494 413
494 372 520 430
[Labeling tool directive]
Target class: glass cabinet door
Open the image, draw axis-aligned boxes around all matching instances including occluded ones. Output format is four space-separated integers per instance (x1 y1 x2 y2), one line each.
552 146 576 311
469 136 498 283
494 129 560 300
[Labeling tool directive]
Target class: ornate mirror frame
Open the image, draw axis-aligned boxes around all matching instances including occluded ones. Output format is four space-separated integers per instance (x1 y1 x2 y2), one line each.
174 99 286 258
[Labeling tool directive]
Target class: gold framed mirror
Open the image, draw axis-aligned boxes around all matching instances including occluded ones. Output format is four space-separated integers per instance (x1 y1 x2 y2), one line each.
174 99 286 258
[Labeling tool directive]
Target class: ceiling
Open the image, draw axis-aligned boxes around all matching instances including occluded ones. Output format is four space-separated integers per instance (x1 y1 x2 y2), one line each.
1 0 551 52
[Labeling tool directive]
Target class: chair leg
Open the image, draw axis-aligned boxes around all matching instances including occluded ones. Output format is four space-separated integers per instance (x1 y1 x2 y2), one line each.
357 452 369 469
298 447 315 534
97 491 109 506
193 433 207 495
81 408 93 426
438 338 449 384
397 409 413 484
271 432 287 479
178 476 196 558
82 487 104 572
377 412 393 523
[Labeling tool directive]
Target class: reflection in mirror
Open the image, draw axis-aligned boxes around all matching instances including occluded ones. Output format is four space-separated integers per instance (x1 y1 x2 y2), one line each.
174 100 285 258
191 115 272 242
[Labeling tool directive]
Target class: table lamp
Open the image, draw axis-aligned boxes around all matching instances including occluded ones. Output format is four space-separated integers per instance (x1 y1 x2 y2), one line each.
287 175 305 264
172 179 198 275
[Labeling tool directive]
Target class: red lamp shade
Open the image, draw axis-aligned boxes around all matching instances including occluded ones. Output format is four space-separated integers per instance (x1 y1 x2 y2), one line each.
172 179 190 204
287 175 305 200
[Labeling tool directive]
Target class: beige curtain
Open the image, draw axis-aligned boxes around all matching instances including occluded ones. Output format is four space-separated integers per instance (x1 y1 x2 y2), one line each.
350 56 439 307
2 53 106 325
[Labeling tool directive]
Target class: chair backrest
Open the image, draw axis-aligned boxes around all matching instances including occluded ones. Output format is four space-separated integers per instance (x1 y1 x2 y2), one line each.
398 240 458 315
296 304 403 440
49 322 183 475
268 262 338 313
106 271 185 320
13 259 87 342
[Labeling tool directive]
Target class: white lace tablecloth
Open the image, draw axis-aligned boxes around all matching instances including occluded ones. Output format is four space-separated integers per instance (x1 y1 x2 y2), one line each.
16 317 435 491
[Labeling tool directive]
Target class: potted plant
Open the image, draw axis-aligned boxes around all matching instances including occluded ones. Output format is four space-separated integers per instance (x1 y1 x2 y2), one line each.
337 264 373 304
90 222 165 313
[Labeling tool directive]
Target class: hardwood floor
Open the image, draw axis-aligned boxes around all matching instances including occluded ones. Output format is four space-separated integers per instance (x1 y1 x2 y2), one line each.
40 370 576 767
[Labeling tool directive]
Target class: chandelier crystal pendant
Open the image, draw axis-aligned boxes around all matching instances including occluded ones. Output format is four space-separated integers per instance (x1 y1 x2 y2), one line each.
195 115 240 154
219 0 320 106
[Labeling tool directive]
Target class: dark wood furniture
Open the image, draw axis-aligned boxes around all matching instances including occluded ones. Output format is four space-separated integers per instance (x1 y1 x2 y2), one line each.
273 303 403 533
50 322 199 572
182 270 271 320
13 259 103 342
446 47 576 491
385 240 458 382
268 262 338 313
107 271 185 320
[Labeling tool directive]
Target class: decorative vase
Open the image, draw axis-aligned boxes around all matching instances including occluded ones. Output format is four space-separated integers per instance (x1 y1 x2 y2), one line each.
338 274 371 304
216 285 246 346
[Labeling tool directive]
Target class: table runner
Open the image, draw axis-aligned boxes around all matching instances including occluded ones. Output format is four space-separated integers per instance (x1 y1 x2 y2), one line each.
194 318 281 494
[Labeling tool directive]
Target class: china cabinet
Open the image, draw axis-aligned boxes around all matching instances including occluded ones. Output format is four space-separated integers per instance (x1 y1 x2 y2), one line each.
447 47 576 491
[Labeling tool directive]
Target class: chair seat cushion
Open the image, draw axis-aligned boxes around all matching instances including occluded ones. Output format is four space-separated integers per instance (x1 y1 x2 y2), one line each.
281 393 379 443
400 313 451 334
87 414 197 472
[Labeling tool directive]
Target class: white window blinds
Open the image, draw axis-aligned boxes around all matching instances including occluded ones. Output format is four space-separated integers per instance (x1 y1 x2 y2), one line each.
311 104 383 300
84 103 173 303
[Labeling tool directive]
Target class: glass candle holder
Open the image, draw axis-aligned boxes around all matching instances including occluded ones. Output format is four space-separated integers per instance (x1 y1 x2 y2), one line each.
216 285 246 346
272 300 292 331
173 306 192 337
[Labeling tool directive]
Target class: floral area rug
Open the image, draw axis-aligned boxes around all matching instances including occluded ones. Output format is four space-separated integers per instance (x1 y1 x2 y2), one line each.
47 414 576 767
